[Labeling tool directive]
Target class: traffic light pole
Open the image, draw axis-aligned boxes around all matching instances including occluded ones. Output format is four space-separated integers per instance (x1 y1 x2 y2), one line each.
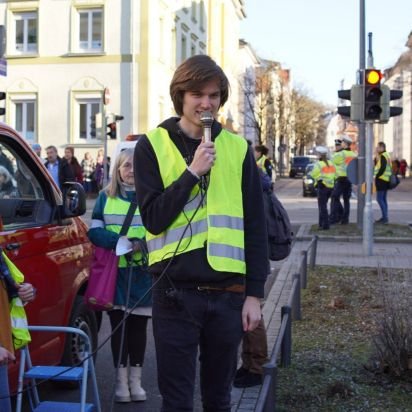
356 0 366 229
363 122 374 256
102 105 109 188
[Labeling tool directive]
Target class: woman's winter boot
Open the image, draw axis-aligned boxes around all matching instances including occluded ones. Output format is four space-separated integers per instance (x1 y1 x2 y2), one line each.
129 365 146 401
115 367 131 402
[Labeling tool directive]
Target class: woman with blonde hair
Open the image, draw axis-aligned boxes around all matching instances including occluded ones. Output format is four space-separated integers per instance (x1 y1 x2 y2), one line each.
87 148 151 403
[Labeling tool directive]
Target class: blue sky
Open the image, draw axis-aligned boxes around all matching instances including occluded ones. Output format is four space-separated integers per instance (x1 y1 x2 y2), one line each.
240 0 411 107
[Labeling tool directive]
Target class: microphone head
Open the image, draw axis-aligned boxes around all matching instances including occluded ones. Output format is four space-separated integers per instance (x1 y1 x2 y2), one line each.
200 111 214 128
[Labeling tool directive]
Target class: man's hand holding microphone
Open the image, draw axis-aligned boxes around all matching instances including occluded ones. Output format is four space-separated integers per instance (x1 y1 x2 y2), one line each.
188 111 216 178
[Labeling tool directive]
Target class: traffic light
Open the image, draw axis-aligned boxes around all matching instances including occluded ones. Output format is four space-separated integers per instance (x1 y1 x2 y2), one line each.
90 112 102 138
337 85 362 121
379 85 403 123
0 92 6 116
364 69 383 121
107 122 117 139
106 114 124 140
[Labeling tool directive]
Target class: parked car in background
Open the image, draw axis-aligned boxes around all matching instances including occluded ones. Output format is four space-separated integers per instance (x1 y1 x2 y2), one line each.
289 155 316 178
302 163 317 197
0 124 98 391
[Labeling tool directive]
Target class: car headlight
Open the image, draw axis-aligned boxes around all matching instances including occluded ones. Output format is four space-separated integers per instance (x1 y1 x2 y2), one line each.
303 178 314 184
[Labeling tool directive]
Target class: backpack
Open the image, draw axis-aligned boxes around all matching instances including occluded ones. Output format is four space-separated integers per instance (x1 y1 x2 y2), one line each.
262 190 293 261
388 173 400 190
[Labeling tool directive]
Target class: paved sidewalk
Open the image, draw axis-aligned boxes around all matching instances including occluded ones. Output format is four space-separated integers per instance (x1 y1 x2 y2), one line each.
231 229 412 411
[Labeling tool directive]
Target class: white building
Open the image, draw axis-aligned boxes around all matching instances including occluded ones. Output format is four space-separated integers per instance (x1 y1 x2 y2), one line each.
0 0 245 161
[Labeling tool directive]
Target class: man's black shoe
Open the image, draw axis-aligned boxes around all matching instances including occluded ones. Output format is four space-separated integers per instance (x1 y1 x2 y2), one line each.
375 218 388 224
233 371 262 388
234 367 248 384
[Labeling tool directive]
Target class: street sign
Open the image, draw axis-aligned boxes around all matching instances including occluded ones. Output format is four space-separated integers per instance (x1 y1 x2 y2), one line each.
103 87 110 105
346 157 358 185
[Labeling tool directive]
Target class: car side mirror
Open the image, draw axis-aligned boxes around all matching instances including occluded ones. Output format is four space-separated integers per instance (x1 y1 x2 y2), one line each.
62 182 86 217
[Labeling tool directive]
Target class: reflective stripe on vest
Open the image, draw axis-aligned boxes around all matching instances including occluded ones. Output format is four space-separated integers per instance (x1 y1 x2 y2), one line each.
145 127 247 274
2 252 31 349
374 152 391 182
103 197 146 268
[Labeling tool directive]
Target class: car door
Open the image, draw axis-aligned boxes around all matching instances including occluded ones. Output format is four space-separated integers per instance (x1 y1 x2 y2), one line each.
0 131 92 370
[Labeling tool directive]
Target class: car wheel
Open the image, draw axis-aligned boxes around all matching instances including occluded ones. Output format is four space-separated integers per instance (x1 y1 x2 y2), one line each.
62 295 98 366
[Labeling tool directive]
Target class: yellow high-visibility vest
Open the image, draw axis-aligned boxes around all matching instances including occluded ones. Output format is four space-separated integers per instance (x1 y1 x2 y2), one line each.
104 197 146 268
145 127 247 274
3 252 31 349
256 155 268 172
310 160 336 188
374 152 391 182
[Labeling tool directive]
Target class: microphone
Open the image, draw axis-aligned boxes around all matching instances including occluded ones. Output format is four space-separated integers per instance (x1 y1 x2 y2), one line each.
200 111 213 142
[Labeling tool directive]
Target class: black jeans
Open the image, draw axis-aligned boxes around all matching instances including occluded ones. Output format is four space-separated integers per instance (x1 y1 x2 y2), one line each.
152 288 245 412
331 178 352 223
317 184 332 229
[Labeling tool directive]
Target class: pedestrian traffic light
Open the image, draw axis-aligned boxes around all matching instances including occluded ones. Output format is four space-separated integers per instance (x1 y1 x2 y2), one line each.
337 85 362 121
379 85 403 123
90 112 102 138
364 69 383 121
105 114 124 140
0 92 6 116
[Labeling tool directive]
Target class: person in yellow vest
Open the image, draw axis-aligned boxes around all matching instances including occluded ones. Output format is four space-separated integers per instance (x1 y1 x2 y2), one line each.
254 145 273 179
87 148 152 403
374 141 391 224
134 54 268 411
0 253 35 412
330 135 357 224
310 146 336 230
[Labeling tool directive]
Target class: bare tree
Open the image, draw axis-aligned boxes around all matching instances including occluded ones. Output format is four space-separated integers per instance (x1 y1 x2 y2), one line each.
291 88 327 155
240 62 278 146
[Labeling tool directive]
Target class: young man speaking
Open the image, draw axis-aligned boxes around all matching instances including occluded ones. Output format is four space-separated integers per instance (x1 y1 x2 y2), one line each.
134 54 268 411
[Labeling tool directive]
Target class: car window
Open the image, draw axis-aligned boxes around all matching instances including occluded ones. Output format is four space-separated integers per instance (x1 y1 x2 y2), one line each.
292 157 309 165
0 142 52 230
0 143 44 200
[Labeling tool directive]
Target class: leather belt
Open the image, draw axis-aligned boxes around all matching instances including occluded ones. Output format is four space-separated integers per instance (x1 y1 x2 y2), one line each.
196 284 245 294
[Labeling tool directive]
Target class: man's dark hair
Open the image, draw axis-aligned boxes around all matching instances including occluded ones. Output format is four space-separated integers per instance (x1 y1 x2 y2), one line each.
255 145 269 156
170 54 229 116
378 141 386 150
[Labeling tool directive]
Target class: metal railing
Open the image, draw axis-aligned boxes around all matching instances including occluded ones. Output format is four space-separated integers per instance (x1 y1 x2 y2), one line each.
255 235 318 412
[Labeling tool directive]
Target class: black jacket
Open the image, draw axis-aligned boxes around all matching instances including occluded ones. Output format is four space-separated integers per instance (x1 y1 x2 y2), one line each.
134 117 268 298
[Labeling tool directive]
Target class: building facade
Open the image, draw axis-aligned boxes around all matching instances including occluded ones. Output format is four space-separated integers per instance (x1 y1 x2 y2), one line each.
0 0 245 161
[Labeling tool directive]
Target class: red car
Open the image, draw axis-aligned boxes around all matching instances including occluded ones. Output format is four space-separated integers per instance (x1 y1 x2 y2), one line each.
0 124 98 391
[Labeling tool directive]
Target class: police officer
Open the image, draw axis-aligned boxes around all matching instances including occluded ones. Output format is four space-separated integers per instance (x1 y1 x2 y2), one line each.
330 135 356 224
310 146 336 230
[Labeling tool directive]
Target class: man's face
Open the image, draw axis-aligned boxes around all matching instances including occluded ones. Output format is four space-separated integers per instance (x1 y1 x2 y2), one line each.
376 145 384 154
181 80 221 131
46 148 58 163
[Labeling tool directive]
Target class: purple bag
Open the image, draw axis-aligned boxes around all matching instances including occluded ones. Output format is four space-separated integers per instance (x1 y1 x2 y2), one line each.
85 201 137 311
84 246 119 311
